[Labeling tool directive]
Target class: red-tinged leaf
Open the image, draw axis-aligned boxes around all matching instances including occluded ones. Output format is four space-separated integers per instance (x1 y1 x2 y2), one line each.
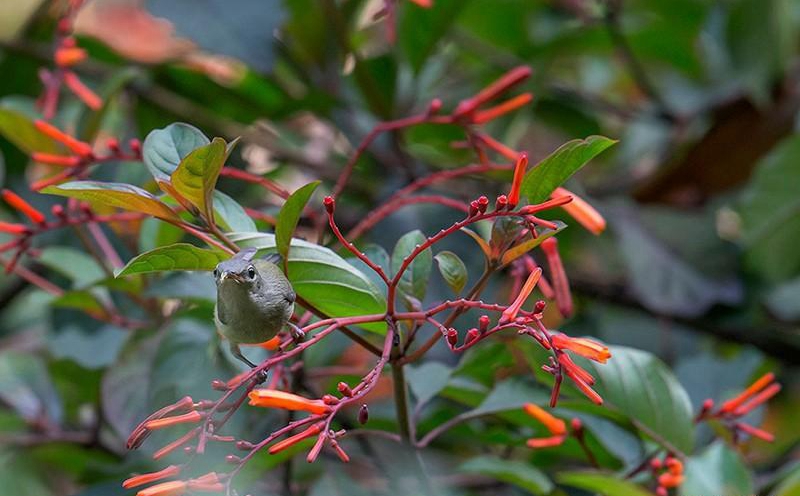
41 181 180 221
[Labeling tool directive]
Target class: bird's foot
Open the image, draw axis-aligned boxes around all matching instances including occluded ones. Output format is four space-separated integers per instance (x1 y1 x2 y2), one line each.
288 322 305 342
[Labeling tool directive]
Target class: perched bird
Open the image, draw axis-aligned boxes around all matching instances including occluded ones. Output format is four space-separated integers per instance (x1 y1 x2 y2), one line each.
213 248 302 368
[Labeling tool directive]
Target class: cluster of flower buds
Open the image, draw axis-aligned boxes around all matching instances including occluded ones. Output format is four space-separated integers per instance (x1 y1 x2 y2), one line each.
127 396 204 453
696 372 780 443
649 454 684 495
30 121 142 190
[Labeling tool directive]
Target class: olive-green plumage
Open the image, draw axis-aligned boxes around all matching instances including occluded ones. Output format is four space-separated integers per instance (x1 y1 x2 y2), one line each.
213 248 297 367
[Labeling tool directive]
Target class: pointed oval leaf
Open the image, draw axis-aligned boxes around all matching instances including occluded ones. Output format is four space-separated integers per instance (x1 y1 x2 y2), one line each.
460 227 491 259
434 251 467 295
680 442 753 496
557 471 653 496
116 243 228 276
142 122 209 181
170 137 230 216
276 181 320 260
587 346 694 454
501 221 567 266
521 136 616 204
229 232 387 334
41 181 180 221
461 456 553 495
392 230 432 303
213 190 256 232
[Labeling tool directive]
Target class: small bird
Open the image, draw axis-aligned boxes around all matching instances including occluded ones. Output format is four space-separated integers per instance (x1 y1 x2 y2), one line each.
213 248 302 368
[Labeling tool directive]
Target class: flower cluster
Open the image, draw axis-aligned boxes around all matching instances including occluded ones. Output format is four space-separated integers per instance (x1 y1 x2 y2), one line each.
696 372 781 443
649 454 685 496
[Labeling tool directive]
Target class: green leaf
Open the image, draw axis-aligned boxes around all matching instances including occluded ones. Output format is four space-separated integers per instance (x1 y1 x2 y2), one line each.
0 97 64 154
213 190 256 232
399 0 468 73
116 243 228 276
434 251 467 294
557 471 653 496
229 232 387 334
588 346 694 453
47 324 127 370
470 378 549 417
170 137 232 216
407 361 452 406
460 456 553 495
680 442 753 496
37 246 107 289
0 352 62 423
275 181 319 260
765 277 800 321
521 136 616 204
392 230 433 304
41 181 180 221
501 220 567 265
142 122 210 181
738 135 800 282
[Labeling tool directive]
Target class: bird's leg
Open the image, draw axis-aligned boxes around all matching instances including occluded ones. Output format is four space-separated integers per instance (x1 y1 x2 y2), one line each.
288 322 305 342
229 343 268 384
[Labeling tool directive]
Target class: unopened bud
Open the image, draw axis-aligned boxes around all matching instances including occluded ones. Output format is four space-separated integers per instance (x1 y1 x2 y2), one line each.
128 138 142 155
183 446 195 455
446 328 458 347
358 404 369 425
496 194 508 210
465 328 479 346
211 380 228 391
51 204 65 218
478 315 490 333
428 98 442 115
323 196 335 214
236 440 254 450
534 300 546 314
107 137 120 153
477 196 489 214
570 418 583 433
337 382 352 397
650 458 663 470
322 394 339 405
468 200 479 217
225 455 241 464
656 486 667 496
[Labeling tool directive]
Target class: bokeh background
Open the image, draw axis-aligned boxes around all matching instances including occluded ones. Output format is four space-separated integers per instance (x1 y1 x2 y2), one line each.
0 0 799 495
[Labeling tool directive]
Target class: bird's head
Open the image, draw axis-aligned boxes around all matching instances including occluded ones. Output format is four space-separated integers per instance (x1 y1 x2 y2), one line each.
214 247 260 290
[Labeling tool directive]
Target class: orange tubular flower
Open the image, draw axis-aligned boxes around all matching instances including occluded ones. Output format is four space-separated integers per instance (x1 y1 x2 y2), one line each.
526 435 566 449
658 472 685 489
718 372 775 413
454 66 532 117
54 46 87 67
558 354 603 405
135 480 187 496
476 133 519 161
733 383 781 416
187 472 224 492
2 189 46 224
551 334 611 363
268 423 324 454
248 389 330 414
507 152 528 207
34 120 93 156
501 267 541 322
523 403 566 435
0 221 29 234
31 152 82 167
144 411 203 430
736 422 775 442
472 93 534 124
541 237 573 317
123 465 181 489
63 72 103 110
551 187 606 235
557 353 595 385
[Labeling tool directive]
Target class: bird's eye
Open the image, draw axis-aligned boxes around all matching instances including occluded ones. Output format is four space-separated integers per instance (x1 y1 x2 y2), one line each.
213 268 218 278
247 266 256 279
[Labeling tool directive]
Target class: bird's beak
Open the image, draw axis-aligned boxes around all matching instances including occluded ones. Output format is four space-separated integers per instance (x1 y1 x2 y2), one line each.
220 271 244 283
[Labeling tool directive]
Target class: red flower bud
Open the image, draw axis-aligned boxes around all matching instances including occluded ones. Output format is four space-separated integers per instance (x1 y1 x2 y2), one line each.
338 382 353 397
322 394 340 405
129 138 142 155
225 454 241 464
236 440 254 450
358 404 369 424
446 328 458 347
323 196 335 214
211 380 228 391
534 300 546 314
478 315 490 333
477 195 489 213
495 194 508 211
0 221 29 235
650 458 663 470
427 98 442 115
465 328 479 346
570 417 583 433
507 152 528 208
468 200 479 217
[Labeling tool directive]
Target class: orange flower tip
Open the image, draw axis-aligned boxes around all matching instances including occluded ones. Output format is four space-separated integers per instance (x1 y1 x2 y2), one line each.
732 382 782 416
2 189 47 224
0 221 30 235
523 402 567 435
719 372 776 413
268 423 323 454
553 187 606 235
34 120 93 156
135 480 188 496
63 72 103 110
526 435 565 449
552 334 611 363
122 465 181 489
144 411 204 430
737 422 775 442
657 473 685 489
472 93 534 124
408 0 432 7
31 152 82 167
248 389 330 414
54 46 87 67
